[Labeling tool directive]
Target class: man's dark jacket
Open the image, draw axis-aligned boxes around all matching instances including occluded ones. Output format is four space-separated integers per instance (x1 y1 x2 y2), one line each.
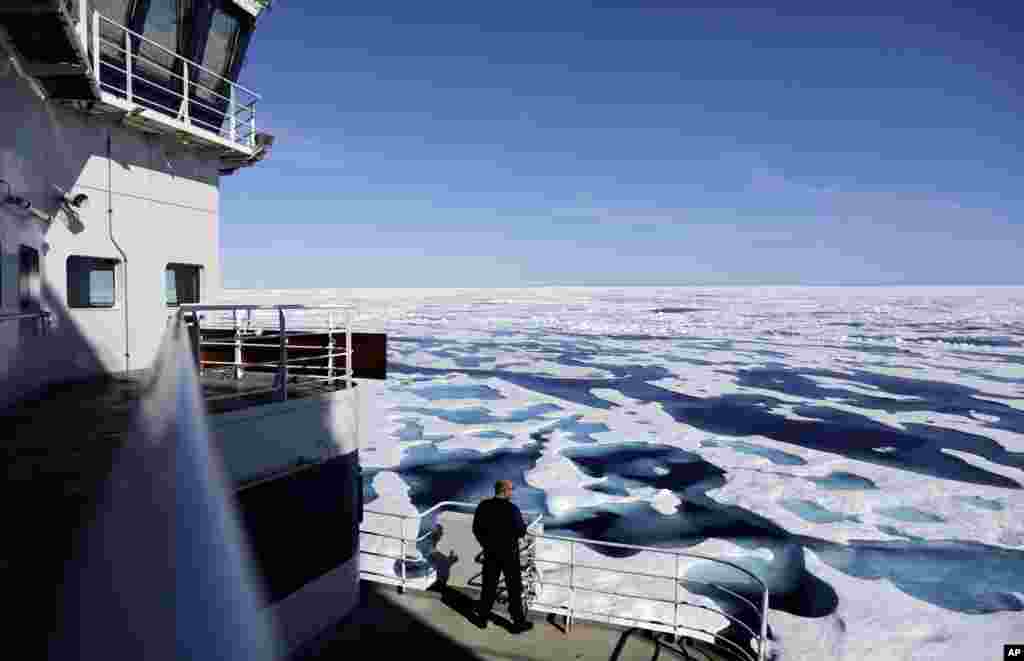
473 497 527 558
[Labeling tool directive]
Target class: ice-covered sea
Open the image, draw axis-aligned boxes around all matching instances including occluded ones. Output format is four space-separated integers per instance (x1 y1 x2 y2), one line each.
222 286 1024 660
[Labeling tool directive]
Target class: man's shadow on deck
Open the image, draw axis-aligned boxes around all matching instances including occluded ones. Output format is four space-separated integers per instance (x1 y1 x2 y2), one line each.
426 524 536 633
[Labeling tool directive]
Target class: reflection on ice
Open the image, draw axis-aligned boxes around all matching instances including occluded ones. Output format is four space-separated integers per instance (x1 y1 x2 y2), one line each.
953 494 1005 511
411 383 505 401
807 472 877 490
780 499 860 524
874 506 946 524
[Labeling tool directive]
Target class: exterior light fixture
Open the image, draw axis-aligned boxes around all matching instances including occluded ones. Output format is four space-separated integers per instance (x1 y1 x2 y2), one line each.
53 185 87 234
66 192 89 209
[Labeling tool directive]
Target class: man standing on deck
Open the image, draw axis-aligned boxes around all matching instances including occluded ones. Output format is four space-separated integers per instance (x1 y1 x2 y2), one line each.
473 479 534 633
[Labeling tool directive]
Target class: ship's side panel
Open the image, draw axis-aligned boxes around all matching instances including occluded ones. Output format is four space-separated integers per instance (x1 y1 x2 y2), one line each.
234 450 362 653
210 380 386 653
1 44 222 407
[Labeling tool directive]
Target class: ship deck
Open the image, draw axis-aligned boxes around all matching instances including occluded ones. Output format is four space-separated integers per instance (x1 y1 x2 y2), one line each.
293 580 725 661
1 370 353 647
4 374 742 661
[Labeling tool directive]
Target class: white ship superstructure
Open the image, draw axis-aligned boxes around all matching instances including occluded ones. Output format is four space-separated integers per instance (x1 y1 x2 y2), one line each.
1 2 378 656
1 5 767 660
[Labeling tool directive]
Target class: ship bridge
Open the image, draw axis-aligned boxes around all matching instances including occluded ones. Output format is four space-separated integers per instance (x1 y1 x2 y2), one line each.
0 0 268 163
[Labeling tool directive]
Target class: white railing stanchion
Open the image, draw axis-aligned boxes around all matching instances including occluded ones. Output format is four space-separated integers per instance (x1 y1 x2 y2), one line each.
250 103 256 149
229 84 237 144
673 554 680 644
399 518 407 593
277 308 287 401
568 540 576 634
194 312 202 375
124 27 132 103
327 311 335 384
345 308 353 391
92 10 100 80
759 584 770 661
77 0 87 56
180 60 190 124
233 312 243 380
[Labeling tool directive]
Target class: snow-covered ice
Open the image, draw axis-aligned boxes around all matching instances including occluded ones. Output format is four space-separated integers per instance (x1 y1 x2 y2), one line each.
221 286 1024 661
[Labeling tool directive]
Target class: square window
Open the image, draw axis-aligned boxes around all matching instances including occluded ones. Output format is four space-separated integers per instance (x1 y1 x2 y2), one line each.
166 263 201 306
68 256 119 308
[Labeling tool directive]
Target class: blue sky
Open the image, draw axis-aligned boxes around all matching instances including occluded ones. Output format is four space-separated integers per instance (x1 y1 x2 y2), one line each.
220 1 1022 289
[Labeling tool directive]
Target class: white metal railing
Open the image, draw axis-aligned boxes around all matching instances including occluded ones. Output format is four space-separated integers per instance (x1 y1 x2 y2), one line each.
0 311 51 336
360 501 770 661
175 304 354 403
360 501 543 593
92 10 259 152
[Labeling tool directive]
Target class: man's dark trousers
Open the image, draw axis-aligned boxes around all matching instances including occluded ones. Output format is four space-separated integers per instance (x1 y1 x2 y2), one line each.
478 549 526 622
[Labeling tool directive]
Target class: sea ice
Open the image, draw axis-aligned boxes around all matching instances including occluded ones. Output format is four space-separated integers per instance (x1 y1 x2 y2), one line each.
224 285 1024 660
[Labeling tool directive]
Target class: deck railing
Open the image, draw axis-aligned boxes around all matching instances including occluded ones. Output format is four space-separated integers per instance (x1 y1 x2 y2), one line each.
360 501 543 593
0 310 51 336
175 304 354 403
92 10 259 153
360 501 770 661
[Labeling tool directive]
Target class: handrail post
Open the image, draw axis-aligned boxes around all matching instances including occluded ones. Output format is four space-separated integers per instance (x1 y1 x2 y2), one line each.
124 26 132 103
92 10 100 82
233 311 243 380
759 584 769 661
77 0 87 55
673 554 680 644
345 308 353 391
399 516 407 594
568 540 575 634
194 311 203 374
250 102 256 149
181 60 190 124
326 311 335 385
229 84 237 144
277 308 287 401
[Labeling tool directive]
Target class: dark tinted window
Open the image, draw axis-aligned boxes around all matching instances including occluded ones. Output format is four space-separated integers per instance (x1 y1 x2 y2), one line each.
194 8 241 119
136 0 181 91
166 263 201 306
203 8 241 79
68 256 118 308
96 0 137 64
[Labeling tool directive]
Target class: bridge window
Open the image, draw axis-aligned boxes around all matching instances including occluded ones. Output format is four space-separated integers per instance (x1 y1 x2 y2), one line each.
135 0 183 98
94 0 137 66
93 0 136 27
192 5 244 130
166 263 202 306
68 256 118 308
203 8 242 80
